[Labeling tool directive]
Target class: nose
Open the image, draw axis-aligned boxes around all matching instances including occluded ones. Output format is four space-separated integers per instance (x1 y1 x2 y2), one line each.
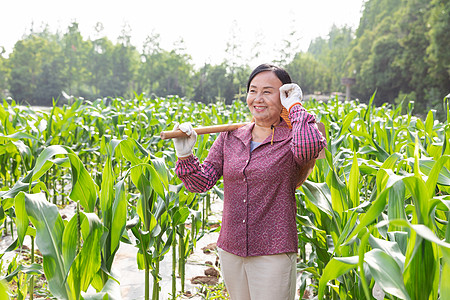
254 92 264 102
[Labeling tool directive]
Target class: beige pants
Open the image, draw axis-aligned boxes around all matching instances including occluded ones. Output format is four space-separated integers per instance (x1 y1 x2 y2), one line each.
218 248 297 300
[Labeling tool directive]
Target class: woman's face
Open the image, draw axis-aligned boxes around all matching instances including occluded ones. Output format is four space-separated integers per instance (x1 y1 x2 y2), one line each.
246 71 283 125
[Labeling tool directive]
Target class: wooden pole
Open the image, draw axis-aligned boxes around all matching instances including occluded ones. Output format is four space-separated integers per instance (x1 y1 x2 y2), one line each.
160 123 249 140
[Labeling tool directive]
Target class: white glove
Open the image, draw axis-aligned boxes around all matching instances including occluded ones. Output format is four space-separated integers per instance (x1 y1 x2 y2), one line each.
173 122 197 158
279 83 303 112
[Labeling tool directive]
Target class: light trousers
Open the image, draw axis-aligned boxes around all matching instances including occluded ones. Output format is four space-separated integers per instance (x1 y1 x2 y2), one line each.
218 248 297 300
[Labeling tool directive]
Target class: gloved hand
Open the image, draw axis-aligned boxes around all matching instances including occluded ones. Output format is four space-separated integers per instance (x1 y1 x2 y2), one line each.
173 122 197 158
279 83 303 113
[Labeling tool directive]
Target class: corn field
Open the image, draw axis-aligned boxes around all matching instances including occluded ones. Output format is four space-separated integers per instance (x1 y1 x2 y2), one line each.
0 93 449 300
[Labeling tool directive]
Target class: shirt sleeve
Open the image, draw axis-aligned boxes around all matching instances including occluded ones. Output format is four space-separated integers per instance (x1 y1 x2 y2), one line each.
289 104 327 164
175 132 225 193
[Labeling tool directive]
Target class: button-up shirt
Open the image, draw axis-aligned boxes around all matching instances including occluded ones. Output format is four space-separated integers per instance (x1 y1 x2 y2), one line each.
175 105 326 257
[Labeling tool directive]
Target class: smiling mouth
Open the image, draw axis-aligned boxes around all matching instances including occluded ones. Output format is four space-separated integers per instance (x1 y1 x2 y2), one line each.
254 105 267 111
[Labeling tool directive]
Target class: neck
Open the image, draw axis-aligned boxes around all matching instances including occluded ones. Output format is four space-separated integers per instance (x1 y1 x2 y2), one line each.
252 117 280 142
254 117 280 129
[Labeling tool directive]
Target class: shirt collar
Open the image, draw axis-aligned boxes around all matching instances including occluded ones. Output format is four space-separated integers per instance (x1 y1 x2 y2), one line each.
232 118 291 145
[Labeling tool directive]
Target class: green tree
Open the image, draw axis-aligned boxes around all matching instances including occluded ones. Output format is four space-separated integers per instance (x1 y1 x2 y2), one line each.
86 23 115 98
285 52 332 95
193 63 234 104
62 22 92 97
137 32 162 96
34 45 66 105
426 0 450 108
0 47 10 99
137 33 193 99
108 23 140 98
9 34 48 103
308 25 354 93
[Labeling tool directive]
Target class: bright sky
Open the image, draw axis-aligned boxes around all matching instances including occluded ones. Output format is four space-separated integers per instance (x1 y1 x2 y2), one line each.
2 0 365 68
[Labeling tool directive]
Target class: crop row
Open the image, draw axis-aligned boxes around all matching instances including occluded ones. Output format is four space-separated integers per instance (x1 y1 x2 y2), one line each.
0 94 450 299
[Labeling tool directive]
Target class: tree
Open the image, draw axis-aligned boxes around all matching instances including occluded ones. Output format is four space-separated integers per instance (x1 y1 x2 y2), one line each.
308 25 354 93
34 45 66 105
62 22 92 97
9 34 48 103
193 63 234 104
426 0 450 106
285 52 332 95
0 47 10 99
87 36 115 98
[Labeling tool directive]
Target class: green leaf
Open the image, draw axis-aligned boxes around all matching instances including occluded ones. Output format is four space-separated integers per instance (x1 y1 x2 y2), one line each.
325 163 348 218
146 163 165 200
387 181 407 229
343 187 389 245
364 249 411 300
424 110 434 137
100 156 114 224
81 278 122 300
111 179 127 256
349 154 360 208
368 235 405 271
0 280 9 299
61 212 78 274
28 145 69 182
337 110 357 137
67 212 105 295
14 193 29 245
2 263 43 282
151 156 170 191
67 153 98 213
301 181 333 217
422 157 450 201
318 256 358 299
0 131 37 142
441 258 450 300
403 176 431 226
173 207 190 226
23 192 69 299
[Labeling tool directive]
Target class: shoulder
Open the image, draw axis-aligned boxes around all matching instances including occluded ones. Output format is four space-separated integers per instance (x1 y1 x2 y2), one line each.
229 122 253 139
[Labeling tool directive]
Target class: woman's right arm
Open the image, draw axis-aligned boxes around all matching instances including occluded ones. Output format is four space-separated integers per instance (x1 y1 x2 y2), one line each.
175 132 225 193
175 156 221 193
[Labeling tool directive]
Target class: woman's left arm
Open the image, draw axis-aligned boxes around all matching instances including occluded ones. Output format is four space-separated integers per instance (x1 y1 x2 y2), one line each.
289 105 327 164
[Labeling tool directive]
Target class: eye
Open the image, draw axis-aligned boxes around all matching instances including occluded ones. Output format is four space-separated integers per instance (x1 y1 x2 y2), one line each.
248 89 256 93
264 90 271 94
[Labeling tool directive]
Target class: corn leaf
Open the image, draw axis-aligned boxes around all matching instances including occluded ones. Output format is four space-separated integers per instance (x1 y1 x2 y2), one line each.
67 212 105 296
13 193 29 245
348 154 360 208
67 153 98 213
368 235 405 271
110 179 127 256
301 181 333 217
318 256 358 299
22 192 69 299
364 249 411 300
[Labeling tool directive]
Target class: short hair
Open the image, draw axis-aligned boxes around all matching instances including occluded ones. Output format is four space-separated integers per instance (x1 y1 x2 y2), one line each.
246 64 292 92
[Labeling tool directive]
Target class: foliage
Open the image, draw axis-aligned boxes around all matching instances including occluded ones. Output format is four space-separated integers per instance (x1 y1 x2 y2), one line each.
346 0 450 119
2 1 449 115
1 87 450 299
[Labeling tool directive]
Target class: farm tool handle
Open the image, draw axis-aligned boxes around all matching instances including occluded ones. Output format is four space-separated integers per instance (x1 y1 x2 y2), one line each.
160 123 249 140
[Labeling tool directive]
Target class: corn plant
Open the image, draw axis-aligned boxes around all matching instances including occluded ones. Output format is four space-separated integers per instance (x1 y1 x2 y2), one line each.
297 95 450 299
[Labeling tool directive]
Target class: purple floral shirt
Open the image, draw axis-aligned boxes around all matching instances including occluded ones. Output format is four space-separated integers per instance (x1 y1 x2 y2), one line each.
175 105 326 257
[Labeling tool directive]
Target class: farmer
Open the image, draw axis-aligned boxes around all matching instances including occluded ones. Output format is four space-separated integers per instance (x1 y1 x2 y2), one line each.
173 63 326 300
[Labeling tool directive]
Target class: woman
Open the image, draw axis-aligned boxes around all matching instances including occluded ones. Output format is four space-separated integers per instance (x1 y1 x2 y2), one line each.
173 64 326 300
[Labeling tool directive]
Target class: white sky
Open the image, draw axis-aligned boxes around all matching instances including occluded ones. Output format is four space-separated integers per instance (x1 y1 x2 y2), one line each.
1 0 365 68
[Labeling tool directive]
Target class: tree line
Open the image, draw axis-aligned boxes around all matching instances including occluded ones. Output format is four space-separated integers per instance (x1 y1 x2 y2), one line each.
0 0 449 118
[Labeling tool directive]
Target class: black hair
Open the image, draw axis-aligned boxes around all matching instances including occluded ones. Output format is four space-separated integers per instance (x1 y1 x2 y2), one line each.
246 64 292 92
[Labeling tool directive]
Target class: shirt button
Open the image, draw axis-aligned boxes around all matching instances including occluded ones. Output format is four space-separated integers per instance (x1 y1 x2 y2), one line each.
243 178 246 182
243 199 246 203
243 220 246 223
